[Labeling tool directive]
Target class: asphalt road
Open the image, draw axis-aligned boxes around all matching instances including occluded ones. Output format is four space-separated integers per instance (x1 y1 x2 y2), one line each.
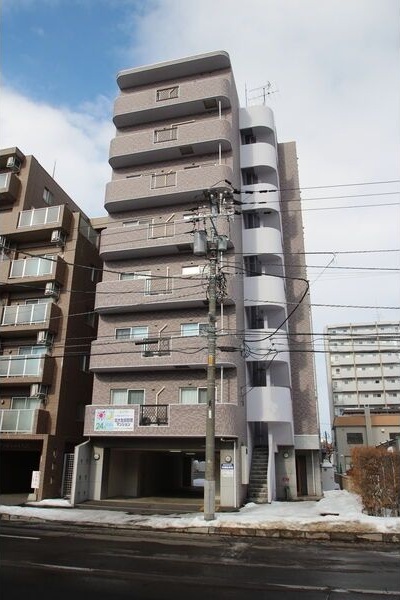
1 521 399 599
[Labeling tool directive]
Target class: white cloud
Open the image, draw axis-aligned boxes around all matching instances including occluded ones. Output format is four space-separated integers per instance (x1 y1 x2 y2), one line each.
0 87 113 216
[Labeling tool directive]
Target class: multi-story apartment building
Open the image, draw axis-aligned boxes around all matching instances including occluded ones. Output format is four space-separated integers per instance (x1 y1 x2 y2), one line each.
77 51 321 508
325 321 400 473
0 147 101 500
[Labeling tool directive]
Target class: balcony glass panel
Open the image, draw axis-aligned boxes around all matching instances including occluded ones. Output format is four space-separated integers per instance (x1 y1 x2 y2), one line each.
1 303 48 326
9 256 54 278
0 409 34 432
0 173 9 188
18 206 61 228
0 356 42 378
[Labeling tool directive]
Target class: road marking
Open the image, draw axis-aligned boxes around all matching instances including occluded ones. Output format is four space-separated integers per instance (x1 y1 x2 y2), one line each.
0 534 40 541
272 583 400 596
27 562 94 572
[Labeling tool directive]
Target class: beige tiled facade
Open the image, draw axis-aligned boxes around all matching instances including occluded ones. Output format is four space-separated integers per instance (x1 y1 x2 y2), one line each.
79 51 321 507
0 148 101 500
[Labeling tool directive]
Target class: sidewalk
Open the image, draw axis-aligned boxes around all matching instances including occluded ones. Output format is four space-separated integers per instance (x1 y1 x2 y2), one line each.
1 490 400 544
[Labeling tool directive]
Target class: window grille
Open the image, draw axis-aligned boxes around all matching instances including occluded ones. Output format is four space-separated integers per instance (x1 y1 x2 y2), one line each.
154 126 178 143
156 86 179 101
151 172 177 189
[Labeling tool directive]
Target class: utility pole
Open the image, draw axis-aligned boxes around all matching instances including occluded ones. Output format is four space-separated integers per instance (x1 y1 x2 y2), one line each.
195 188 232 521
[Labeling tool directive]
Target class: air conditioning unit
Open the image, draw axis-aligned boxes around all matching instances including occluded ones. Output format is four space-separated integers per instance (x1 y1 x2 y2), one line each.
6 156 22 172
37 330 53 345
44 282 59 298
30 384 48 399
51 229 66 245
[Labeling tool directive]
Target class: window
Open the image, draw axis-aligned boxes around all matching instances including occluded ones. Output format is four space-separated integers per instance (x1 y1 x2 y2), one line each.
90 265 101 283
154 126 178 143
242 168 258 185
181 323 208 337
182 265 207 276
156 86 179 101
43 188 54 206
120 271 151 294
0 172 9 189
151 172 176 189
11 397 41 409
116 326 148 341
18 346 48 356
110 389 144 405
243 212 260 229
80 355 90 372
180 387 208 404
244 256 262 277
347 432 364 445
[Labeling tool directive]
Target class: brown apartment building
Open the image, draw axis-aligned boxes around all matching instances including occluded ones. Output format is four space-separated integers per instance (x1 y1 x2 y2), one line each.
0 147 101 500
74 51 321 508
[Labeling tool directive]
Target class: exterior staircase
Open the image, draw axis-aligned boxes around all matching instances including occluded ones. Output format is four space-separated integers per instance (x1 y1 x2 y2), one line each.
247 446 269 503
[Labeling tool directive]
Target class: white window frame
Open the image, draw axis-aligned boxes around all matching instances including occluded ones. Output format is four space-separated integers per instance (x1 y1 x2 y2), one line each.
181 323 208 337
179 387 208 405
43 187 54 206
110 389 145 405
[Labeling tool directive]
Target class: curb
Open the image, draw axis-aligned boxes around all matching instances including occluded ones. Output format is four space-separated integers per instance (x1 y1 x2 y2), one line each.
1 512 400 544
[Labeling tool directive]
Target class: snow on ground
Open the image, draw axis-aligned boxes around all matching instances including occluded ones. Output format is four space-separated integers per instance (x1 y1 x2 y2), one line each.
1 491 399 534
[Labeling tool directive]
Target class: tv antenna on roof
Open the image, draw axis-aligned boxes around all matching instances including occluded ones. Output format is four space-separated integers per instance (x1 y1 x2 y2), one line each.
245 82 278 106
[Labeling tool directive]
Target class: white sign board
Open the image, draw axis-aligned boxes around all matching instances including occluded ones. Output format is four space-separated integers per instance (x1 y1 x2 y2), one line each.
31 471 40 489
94 408 134 432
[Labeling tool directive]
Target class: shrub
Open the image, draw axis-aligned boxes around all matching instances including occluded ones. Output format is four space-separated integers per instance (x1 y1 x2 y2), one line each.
351 446 400 516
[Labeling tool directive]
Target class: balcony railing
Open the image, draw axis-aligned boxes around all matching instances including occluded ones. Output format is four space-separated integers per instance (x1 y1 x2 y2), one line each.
18 206 61 228
0 409 35 432
9 256 54 279
139 404 168 426
1 302 49 326
0 355 45 378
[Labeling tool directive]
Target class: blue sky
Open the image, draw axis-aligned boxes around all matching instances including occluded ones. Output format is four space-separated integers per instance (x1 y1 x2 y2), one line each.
2 0 139 108
1 0 399 433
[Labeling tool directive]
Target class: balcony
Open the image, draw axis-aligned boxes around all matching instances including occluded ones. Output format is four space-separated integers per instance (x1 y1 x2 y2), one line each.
90 335 239 372
243 275 286 308
242 226 283 256
109 119 233 169
0 204 72 241
240 183 280 212
105 164 234 212
239 105 276 134
113 77 232 128
0 355 54 386
0 172 21 208
84 402 242 438
240 142 277 172
2 255 66 291
247 385 292 422
245 328 289 362
99 215 232 260
95 273 237 313
0 408 48 434
0 302 61 338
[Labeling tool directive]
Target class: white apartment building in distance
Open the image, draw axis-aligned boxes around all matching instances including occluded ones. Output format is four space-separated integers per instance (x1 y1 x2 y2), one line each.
73 51 321 508
325 321 400 473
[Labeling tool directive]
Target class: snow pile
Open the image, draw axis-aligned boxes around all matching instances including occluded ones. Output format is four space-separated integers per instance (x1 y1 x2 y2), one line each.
1 490 399 534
